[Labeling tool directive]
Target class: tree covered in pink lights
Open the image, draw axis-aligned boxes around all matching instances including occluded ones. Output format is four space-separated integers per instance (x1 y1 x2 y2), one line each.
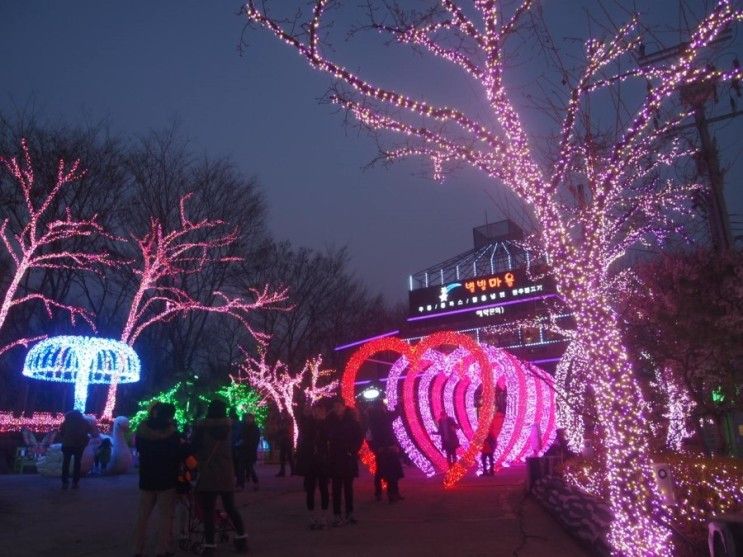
0 140 114 357
245 1 743 553
234 351 338 447
102 194 288 419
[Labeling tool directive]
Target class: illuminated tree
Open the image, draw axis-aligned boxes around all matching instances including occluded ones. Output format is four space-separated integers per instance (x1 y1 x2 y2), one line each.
214 378 269 424
653 364 697 452
303 355 339 405
0 139 114 357
103 194 288 419
129 378 267 432
245 1 743 553
234 351 338 447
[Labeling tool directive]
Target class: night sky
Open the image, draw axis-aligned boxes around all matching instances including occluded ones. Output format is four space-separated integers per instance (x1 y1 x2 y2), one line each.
2 1 742 304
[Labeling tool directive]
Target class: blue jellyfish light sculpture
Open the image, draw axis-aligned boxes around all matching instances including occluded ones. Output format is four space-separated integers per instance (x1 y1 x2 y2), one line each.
23 336 140 412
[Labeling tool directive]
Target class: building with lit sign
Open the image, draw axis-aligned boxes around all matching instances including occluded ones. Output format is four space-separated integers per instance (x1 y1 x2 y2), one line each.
337 220 571 373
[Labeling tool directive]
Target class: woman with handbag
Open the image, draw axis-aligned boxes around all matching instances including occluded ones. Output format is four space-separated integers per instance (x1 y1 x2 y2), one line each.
193 399 248 555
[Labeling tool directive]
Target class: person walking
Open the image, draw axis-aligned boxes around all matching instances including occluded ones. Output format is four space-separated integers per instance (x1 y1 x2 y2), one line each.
243 413 261 491
193 400 248 555
480 432 496 476
234 412 261 491
231 410 247 491
437 414 460 467
275 415 294 477
59 409 93 489
132 402 182 557
296 404 330 530
367 401 404 502
94 437 112 474
326 400 363 526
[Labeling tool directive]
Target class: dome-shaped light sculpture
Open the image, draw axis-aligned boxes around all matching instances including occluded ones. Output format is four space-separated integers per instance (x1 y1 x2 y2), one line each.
23 336 140 413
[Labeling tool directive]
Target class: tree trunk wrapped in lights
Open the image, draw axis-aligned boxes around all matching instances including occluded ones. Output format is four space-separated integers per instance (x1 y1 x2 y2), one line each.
244 1 743 554
0 139 115 357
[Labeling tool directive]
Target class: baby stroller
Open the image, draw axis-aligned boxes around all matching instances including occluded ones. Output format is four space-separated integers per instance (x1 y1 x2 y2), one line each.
176 456 236 555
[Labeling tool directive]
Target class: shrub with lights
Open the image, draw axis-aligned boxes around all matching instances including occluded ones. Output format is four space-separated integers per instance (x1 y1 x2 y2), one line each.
129 378 267 432
563 454 743 553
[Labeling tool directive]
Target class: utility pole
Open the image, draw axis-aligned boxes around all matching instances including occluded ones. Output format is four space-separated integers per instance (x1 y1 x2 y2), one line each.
680 82 735 251
639 28 738 252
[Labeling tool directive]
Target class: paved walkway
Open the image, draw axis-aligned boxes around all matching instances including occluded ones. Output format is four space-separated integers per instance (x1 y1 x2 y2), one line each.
0 463 589 557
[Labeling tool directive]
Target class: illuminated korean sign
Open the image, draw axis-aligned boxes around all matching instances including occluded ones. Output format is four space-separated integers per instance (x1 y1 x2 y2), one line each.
408 270 553 319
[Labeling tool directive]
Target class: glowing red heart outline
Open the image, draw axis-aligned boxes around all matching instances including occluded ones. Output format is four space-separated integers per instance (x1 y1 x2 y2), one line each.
341 331 494 488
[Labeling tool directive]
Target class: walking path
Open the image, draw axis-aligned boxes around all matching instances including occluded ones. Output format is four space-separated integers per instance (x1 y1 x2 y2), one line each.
0 463 589 556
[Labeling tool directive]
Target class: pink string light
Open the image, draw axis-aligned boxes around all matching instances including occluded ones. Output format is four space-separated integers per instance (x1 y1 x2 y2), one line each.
102 194 289 419
0 412 65 433
0 140 114 357
234 352 338 449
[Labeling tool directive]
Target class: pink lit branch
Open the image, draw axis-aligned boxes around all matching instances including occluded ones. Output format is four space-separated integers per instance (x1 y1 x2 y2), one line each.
245 1 743 554
234 352 339 448
303 355 339 405
234 351 301 447
0 140 114 356
102 194 288 419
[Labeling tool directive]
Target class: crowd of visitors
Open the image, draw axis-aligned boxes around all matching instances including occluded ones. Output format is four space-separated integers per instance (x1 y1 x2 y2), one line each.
55 394 507 555
53 392 520 556
122 396 399 556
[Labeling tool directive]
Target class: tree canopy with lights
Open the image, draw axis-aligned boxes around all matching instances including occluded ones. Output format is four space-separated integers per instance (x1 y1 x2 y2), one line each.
234 352 338 448
103 193 289 419
0 140 114 357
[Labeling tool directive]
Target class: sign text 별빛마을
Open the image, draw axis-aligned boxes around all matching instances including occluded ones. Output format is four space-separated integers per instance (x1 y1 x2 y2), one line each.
409 270 552 318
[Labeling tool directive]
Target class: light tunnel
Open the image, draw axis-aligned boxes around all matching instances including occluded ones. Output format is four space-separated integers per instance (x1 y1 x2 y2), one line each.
346 335 557 480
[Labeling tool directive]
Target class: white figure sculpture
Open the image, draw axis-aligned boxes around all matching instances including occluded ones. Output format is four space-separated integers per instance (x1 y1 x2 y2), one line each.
106 416 132 475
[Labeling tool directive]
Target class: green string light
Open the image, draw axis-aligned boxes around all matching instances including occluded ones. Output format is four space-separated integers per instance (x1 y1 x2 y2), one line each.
130 378 266 431
711 387 725 405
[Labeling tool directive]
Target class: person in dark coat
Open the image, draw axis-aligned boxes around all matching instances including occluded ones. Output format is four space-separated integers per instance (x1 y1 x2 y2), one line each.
94 438 112 473
231 410 246 490
59 410 93 489
437 414 460 466
275 414 294 477
132 402 182 557
295 404 330 529
243 413 261 490
326 400 363 526
193 400 248 555
367 401 404 502
480 411 505 476
233 412 261 491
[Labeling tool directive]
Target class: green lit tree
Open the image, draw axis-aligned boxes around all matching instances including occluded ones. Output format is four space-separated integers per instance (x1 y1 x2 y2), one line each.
130 378 267 432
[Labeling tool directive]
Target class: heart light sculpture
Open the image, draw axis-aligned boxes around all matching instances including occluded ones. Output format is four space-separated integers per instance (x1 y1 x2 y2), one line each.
343 332 557 486
342 331 494 488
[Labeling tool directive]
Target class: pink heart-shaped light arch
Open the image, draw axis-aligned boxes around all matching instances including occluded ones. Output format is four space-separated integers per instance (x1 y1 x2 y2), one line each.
342 331 494 488
342 332 556 486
